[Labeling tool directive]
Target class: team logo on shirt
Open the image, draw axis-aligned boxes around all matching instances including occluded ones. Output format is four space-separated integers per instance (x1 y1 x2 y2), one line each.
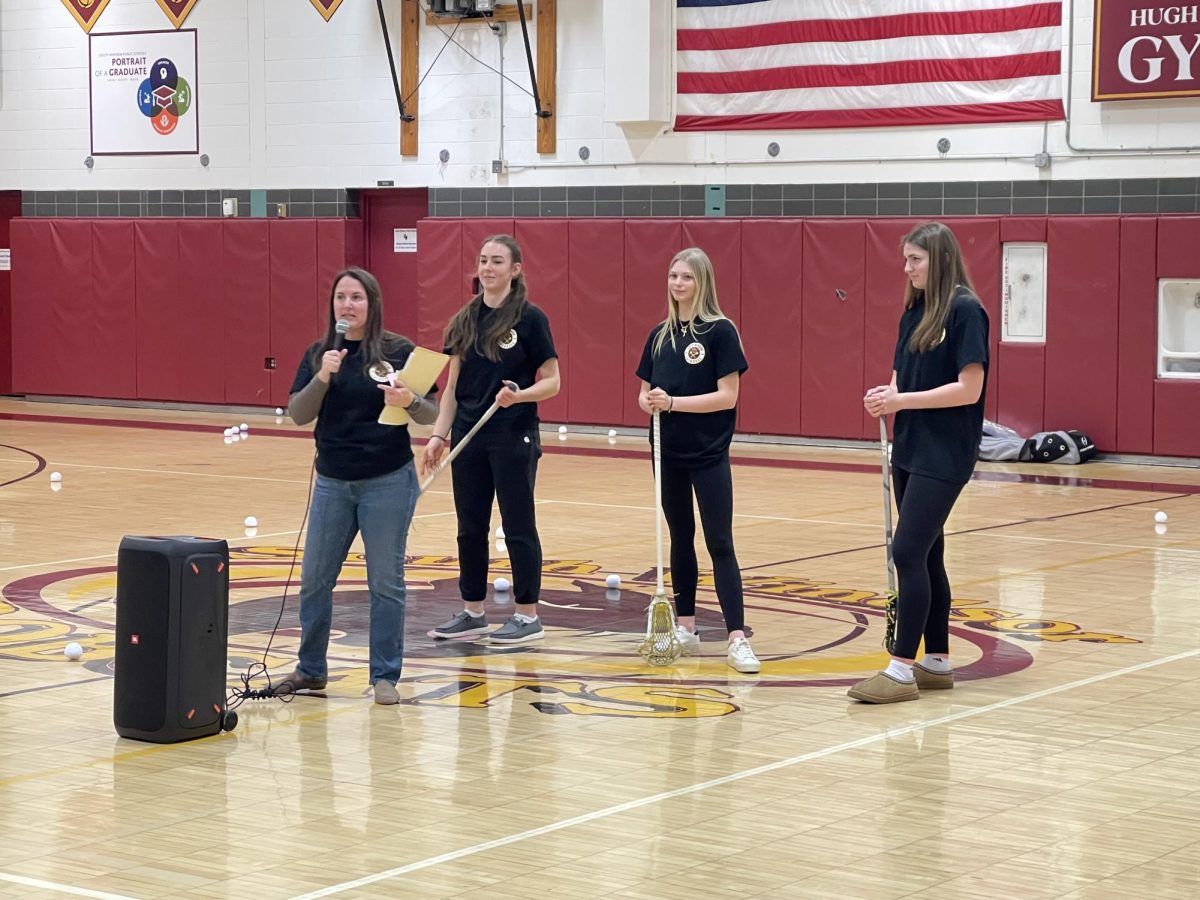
684 341 706 365
368 361 395 383
499 329 518 350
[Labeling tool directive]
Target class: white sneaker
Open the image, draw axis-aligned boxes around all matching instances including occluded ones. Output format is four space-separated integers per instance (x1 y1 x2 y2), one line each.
727 637 760 674
673 625 700 656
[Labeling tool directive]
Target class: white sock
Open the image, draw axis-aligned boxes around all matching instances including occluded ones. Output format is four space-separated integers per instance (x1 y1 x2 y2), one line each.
920 654 952 673
515 613 538 624
885 660 915 682
464 610 485 619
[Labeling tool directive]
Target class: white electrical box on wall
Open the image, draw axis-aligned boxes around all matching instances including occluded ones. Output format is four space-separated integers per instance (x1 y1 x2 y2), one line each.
1158 280 1200 378
1001 243 1047 343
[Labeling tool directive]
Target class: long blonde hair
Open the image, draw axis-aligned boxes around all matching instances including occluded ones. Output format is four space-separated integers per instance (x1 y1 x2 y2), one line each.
651 247 739 357
902 222 979 353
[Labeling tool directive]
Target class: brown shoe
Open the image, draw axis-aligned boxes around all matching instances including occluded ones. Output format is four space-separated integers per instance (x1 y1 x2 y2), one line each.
914 663 954 690
271 670 327 695
373 681 399 705
847 672 918 704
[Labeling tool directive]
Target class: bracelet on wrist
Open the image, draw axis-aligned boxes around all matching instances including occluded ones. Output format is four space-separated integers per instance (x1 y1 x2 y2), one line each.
668 396 674 412
430 434 447 442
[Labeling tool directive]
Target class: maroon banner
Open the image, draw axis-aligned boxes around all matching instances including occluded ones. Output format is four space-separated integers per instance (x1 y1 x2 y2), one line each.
59 0 113 33
155 0 201 29
1093 0 1200 100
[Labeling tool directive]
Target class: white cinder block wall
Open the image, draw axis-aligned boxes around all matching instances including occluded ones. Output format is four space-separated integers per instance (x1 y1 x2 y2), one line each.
0 0 1196 191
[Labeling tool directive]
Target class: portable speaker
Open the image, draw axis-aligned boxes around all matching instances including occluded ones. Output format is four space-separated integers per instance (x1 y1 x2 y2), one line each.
114 535 237 742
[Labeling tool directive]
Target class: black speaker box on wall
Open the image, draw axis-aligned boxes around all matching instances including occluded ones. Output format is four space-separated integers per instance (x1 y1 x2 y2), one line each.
114 536 237 742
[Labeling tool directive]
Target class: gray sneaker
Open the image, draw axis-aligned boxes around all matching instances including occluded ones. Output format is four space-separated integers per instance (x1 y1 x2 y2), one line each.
488 615 545 644
373 681 399 705
431 610 489 639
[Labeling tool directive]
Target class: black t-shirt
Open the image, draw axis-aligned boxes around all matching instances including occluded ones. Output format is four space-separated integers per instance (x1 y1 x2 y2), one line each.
291 336 434 481
891 288 990 485
636 318 748 470
450 301 557 437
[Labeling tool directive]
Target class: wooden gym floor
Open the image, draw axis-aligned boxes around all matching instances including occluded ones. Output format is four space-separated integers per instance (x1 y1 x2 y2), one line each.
1 397 1198 899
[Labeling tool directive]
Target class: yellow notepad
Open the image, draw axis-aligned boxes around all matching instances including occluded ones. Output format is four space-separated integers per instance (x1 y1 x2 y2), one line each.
378 346 450 426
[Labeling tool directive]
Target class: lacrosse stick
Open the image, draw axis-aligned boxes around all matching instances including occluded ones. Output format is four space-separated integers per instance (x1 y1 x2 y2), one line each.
638 409 682 665
880 414 898 654
419 380 517 494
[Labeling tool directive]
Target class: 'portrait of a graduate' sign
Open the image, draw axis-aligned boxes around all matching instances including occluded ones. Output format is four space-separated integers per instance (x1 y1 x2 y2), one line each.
90 29 198 155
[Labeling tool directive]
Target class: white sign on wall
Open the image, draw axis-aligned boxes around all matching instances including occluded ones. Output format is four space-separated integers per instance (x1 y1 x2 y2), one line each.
393 229 417 253
89 29 198 156
1001 243 1048 343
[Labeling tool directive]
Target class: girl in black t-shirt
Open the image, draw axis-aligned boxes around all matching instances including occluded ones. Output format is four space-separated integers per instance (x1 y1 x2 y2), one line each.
635 247 759 674
849 222 989 704
273 267 439 706
421 234 560 645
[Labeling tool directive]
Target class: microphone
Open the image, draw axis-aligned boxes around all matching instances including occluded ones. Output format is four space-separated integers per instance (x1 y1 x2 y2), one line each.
332 320 350 352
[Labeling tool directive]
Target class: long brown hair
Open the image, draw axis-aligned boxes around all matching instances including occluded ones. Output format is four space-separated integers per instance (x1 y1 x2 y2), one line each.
651 247 741 357
311 267 410 372
902 222 978 352
443 234 529 363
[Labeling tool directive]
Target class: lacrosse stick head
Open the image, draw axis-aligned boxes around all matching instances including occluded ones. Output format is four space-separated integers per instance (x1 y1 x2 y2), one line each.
637 591 682 666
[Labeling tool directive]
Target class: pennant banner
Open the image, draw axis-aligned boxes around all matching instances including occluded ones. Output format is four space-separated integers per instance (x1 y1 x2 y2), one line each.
59 0 113 34
675 0 1065 132
155 0 201 29
309 0 345 21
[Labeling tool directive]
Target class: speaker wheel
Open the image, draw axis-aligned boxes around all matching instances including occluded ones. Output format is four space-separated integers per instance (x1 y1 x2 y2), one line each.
220 710 239 732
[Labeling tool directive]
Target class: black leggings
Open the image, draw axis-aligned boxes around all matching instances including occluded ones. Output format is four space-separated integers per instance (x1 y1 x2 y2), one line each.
660 456 744 633
890 467 964 660
451 428 542 605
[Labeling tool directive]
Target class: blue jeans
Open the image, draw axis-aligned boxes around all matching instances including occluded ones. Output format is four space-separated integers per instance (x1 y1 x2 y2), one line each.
296 463 418 684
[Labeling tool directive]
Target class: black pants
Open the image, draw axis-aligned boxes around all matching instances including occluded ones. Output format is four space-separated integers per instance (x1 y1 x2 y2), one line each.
660 456 745 633
891 467 964 660
451 428 542 605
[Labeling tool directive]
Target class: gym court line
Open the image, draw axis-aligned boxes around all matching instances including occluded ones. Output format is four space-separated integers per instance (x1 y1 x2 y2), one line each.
286 646 1200 899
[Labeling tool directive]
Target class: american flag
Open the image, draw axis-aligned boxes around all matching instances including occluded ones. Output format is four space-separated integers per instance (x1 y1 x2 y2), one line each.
675 0 1065 131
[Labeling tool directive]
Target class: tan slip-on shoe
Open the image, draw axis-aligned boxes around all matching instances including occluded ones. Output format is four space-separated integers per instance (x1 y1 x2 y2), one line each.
847 672 919 704
914 663 954 690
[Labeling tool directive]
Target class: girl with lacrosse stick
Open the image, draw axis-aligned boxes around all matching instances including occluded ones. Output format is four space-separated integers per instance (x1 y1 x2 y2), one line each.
850 222 989 704
421 234 560 645
635 247 758 674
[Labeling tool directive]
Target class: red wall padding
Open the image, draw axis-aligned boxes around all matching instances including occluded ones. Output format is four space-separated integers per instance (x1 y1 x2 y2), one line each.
268 221 322 407
1044 218 1121 449
622 220 682 426
0 193 22 396
1116 217 1157 454
996 343 1045 437
999 217 1047 243
514 219 570 423
1154 215 1200 455
176 222 226 404
738 219 804 435
223 221 272 405
567 220 625 425
416 220 464 354
11 222 60 393
801 220 865 438
1156 216 1200 277
1154 381 1200 456
134 220 183 401
89 221 138 399
9 214 1200 457
8 218 355 406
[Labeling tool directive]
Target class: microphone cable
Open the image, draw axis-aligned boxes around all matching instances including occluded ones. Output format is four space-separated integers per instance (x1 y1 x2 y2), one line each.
227 450 316 708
